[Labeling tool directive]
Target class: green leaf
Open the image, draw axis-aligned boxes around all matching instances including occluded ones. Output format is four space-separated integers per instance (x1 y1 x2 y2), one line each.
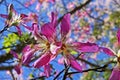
2 33 19 52
70 50 78 54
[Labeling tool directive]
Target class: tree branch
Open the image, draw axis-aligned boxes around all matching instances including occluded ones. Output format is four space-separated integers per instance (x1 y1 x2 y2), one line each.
0 65 14 70
58 0 91 22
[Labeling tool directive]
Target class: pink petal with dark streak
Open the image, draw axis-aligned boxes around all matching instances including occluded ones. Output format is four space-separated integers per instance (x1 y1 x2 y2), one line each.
33 53 51 68
72 42 99 53
100 47 115 56
44 64 51 77
67 55 82 72
14 64 21 74
60 13 70 37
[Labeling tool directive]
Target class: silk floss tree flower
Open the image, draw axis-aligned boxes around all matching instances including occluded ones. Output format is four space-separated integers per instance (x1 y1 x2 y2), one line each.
22 12 59 77
103 29 120 80
96 29 120 80
54 13 100 72
10 50 22 75
0 4 28 35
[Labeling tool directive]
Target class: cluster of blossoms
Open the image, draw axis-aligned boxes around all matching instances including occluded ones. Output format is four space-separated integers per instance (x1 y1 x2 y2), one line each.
21 12 100 77
1 4 120 79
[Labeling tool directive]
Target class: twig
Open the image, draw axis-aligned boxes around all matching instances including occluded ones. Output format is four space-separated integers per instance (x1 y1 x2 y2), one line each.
0 65 14 70
58 0 91 23
9 70 16 80
54 69 65 80
0 25 8 34
67 65 111 75
63 66 70 80
76 57 100 67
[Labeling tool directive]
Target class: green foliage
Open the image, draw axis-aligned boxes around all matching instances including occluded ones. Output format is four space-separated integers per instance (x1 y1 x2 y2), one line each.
110 37 117 44
8 11 13 20
110 11 120 26
81 71 111 80
70 50 78 54
19 33 30 42
2 33 31 52
79 19 88 27
93 26 102 37
3 33 19 52
103 71 111 80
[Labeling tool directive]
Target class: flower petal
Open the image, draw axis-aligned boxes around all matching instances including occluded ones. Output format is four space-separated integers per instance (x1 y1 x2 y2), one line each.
33 53 51 68
22 45 31 53
41 23 55 40
20 14 28 19
109 67 120 80
51 12 57 28
16 26 22 35
50 42 61 55
22 49 35 65
117 29 120 45
60 13 70 37
32 23 42 40
8 4 17 15
14 64 21 74
44 64 51 77
73 42 99 53
0 14 8 18
10 50 18 59
58 57 64 64
100 47 115 56
67 55 82 72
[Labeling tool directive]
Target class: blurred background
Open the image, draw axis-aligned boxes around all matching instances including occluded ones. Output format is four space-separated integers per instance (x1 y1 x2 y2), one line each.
0 0 119 80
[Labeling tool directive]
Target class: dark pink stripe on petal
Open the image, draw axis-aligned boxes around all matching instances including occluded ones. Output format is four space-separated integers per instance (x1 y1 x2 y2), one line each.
100 47 115 56
67 55 82 72
33 53 51 68
73 42 99 53
32 23 42 39
60 13 71 37
22 45 31 54
20 14 28 19
22 49 35 65
41 23 55 40
44 64 51 77
16 26 22 36
14 64 21 74
51 12 57 28
0 14 8 18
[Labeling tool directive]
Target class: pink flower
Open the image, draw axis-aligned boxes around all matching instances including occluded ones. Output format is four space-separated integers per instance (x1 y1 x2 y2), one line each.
9 50 22 74
22 12 59 77
101 29 120 79
23 12 101 76
55 13 100 72
0 4 28 35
